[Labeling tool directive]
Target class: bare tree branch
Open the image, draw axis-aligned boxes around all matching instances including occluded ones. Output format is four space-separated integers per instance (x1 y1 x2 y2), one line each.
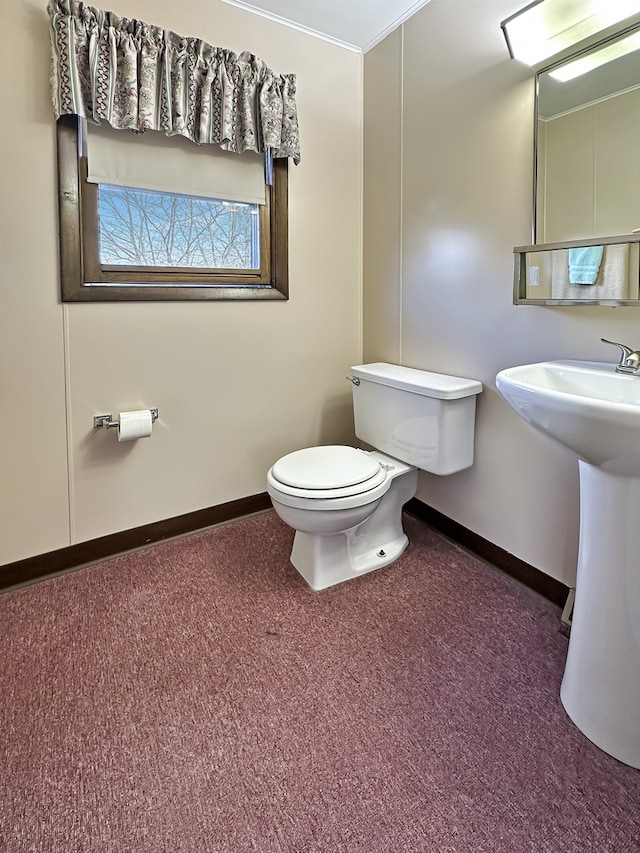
98 187 256 269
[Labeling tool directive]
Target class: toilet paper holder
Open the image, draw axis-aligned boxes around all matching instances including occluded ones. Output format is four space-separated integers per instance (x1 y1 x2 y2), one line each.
94 408 159 430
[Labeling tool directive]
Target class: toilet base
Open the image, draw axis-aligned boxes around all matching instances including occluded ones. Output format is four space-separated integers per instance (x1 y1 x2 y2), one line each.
289 467 418 590
291 527 409 591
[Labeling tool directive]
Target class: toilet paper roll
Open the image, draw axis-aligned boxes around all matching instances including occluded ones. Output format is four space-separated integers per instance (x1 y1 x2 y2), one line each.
117 410 153 442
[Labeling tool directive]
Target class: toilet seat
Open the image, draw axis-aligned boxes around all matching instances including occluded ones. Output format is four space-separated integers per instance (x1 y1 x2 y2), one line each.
267 446 393 510
269 446 387 499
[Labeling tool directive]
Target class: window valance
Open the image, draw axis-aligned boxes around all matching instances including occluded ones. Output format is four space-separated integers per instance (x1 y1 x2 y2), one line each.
47 0 301 164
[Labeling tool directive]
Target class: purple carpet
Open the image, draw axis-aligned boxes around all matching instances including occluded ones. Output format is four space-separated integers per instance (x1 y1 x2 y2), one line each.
0 511 638 852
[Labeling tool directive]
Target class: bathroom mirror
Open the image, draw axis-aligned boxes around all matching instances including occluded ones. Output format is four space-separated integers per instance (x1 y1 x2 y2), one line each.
534 23 640 245
513 234 640 305
516 21 640 305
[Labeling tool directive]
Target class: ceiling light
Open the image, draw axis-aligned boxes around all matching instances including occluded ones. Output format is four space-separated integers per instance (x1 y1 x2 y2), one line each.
501 0 640 67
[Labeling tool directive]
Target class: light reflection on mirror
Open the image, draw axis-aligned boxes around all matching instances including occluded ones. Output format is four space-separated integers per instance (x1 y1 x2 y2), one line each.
535 24 640 244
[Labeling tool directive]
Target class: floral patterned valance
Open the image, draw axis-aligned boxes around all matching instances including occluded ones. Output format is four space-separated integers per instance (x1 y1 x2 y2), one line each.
47 0 301 164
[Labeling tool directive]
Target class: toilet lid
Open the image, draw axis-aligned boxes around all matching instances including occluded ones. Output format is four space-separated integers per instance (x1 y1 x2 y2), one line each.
271 446 382 492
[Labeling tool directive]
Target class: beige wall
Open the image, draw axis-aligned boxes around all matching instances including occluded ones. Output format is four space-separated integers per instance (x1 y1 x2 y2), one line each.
7 0 638 589
1 0 363 564
364 0 640 587
363 28 402 364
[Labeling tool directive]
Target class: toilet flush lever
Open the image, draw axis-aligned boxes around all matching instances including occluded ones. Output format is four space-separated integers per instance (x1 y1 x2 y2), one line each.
346 376 360 386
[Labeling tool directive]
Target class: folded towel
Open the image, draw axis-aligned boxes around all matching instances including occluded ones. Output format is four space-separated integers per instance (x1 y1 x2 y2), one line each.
551 244 631 300
568 246 604 285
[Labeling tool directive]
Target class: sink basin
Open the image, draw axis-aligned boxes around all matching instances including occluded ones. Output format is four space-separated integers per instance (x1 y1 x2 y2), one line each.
496 359 640 475
496 358 640 768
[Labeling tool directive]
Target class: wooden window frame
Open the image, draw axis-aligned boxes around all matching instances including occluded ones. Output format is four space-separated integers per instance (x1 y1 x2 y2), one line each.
56 115 289 302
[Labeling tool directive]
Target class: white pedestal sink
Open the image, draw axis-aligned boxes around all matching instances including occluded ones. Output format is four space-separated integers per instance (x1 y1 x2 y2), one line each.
496 360 640 768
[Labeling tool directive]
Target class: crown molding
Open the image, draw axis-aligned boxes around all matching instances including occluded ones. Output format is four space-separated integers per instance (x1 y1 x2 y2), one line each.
219 0 362 52
219 0 433 54
362 0 431 53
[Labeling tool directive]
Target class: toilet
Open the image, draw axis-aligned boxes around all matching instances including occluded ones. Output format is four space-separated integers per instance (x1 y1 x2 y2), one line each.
267 362 482 590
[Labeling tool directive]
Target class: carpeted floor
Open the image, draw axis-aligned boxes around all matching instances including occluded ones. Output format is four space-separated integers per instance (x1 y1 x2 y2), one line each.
0 511 638 852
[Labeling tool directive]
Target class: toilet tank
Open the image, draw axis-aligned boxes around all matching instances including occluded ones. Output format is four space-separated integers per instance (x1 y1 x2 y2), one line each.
350 363 482 475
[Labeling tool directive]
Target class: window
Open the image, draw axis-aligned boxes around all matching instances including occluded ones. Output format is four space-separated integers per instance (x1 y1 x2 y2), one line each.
56 116 288 301
97 187 260 270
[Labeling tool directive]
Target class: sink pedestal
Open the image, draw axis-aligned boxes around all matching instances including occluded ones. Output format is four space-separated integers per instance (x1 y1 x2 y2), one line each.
495 359 640 766
560 461 640 768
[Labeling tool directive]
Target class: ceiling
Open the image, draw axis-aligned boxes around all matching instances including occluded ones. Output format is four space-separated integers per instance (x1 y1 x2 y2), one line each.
219 0 434 52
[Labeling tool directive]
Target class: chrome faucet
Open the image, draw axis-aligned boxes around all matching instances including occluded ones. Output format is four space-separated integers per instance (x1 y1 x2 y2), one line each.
601 338 640 375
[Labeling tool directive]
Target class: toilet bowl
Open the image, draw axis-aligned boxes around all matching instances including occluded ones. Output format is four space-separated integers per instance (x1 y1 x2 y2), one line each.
267 445 418 590
268 362 482 591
